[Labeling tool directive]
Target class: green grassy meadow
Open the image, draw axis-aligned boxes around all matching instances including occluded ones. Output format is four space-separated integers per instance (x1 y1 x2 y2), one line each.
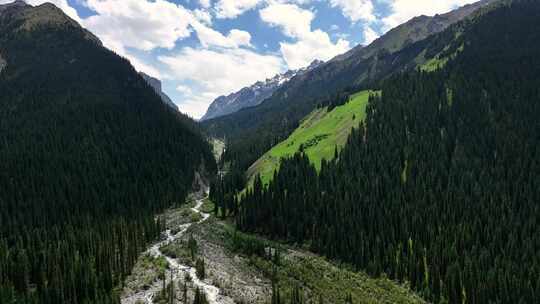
247 90 375 186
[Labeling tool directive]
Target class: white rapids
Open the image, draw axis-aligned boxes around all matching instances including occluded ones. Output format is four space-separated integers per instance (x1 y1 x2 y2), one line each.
122 198 221 304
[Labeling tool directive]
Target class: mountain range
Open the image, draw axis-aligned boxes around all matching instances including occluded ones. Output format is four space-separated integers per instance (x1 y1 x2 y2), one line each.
3 0 540 303
214 1 540 303
203 0 498 169
201 60 323 121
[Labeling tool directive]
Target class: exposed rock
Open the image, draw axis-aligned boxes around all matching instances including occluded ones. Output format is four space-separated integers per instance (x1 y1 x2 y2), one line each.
140 72 179 111
0 0 28 14
201 60 323 121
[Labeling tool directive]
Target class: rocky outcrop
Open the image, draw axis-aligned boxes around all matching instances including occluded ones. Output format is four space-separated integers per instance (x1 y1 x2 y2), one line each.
140 72 179 111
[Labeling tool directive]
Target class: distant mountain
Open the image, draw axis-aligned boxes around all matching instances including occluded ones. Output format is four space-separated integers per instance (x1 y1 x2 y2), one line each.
203 0 499 169
201 60 323 121
332 0 495 64
0 2 215 303
140 72 179 111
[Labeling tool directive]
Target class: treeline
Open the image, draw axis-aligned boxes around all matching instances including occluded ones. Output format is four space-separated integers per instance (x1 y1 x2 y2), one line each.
0 11 215 303
209 163 244 218
316 91 353 111
233 2 540 303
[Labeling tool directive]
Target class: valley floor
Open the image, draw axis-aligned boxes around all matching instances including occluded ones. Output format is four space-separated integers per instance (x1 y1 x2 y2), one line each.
121 195 425 304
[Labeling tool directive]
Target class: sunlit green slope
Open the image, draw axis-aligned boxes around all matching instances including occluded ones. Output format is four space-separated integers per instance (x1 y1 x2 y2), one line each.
247 90 375 186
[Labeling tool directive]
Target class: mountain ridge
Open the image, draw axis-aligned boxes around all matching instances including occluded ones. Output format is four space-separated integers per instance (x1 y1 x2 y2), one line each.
203 0 500 170
220 1 540 303
140 72 179 111
0 2 215 303
201 59 323 121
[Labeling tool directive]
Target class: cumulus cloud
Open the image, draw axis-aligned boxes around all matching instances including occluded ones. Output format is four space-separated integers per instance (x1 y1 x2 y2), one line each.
215 0 263 19
228 29 253 47
260 3 350 69
194 8 213 25
191 21 252 48
382 0 478 31
83 0 193 52
159 47 285 118
362 26 379 45
260 3 314 38
199 0 211 9
329 0 375 23
280 30 349 69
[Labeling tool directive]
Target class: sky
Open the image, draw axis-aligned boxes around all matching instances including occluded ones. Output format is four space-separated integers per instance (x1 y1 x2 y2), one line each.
3 0 479 118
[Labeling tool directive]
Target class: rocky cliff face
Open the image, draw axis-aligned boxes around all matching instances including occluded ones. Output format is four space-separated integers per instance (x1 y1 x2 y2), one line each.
201 60 323 121
140 72 179 111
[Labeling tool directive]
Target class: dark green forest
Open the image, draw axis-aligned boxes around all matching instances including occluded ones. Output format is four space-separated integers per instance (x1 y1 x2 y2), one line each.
216 1 540 303
203 2 484 180
0 5 215 303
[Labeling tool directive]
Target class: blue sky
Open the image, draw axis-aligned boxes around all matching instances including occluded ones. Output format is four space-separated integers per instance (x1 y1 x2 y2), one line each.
4 0 478 118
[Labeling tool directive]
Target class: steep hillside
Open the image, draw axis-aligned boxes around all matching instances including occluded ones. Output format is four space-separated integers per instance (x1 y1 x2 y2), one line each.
247 90 374 186
203 0 498 171
140 72 179 111
0 2 215 303
235 1 540 303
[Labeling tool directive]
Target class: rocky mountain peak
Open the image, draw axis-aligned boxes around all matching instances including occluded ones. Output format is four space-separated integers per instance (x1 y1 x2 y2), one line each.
0 1 101 45
0 0 28 12
201 60 323 121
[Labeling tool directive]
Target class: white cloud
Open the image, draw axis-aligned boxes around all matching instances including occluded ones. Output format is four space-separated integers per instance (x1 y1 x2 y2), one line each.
159 47 285 118
260 3 350 69
194 8 212 25
362 26 379 45
329 0 375 23
382 0 478 31
124 54 162 79
260 3 314 38
280 30 349 69
199 0 211 9
77 0 200 79
228 29 253 47
215 0 263 19
83 0 193 52
191 21 252 48
176 85 193 95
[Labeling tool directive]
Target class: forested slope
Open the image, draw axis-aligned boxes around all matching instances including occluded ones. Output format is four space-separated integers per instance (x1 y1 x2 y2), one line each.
232 1 540 303
0 3 215 303
203 0 497 173
246 90 374 186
